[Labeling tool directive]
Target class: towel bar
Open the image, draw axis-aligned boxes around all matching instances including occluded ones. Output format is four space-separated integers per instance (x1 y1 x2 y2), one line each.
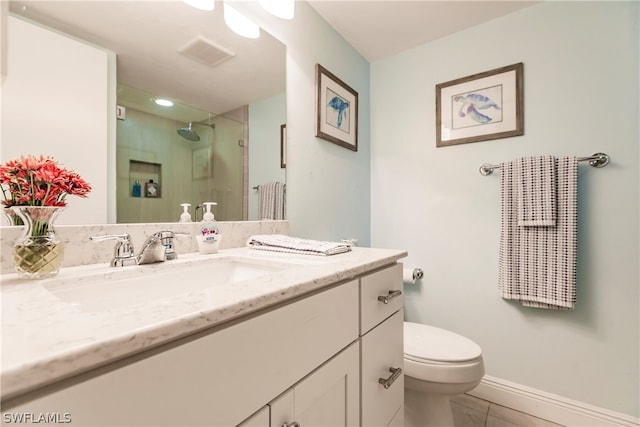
479 152 610 176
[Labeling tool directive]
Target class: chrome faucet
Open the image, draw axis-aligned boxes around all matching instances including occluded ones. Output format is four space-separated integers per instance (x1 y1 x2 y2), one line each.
136 233 168 265
90 233 137 267
150 231 189 261
91 231 188 267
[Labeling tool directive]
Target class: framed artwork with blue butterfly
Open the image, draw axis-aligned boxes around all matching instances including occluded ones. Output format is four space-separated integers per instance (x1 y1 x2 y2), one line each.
315 64 358 151
436 62 523 147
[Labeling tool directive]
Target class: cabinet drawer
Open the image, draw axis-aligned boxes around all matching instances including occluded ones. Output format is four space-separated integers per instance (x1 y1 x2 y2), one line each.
361 310 404 427
360 263 403 334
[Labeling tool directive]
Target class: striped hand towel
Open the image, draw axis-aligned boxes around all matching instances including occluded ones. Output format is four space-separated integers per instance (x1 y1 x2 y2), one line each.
498 156 578 310
516 156 556 226
258 182 286 220
247 234 352 256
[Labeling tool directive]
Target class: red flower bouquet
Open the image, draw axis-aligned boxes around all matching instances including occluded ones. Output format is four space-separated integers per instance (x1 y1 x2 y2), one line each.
1 155 92 278
0 155 91 207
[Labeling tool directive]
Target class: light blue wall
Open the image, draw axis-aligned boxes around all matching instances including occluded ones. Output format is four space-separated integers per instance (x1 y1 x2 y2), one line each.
248 93 286 220
371 1 639 417
237 1 371 246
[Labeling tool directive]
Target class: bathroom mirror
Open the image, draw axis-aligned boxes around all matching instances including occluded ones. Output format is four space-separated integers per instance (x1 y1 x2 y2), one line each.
8 0 286 223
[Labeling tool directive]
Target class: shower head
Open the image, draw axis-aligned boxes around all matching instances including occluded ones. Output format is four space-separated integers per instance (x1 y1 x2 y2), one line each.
177 123 200 142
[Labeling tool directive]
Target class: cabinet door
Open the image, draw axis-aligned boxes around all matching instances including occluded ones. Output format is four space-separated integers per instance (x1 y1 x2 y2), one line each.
271 342 360 427
237 405 269 427
361 310 404 427
387 405 404 427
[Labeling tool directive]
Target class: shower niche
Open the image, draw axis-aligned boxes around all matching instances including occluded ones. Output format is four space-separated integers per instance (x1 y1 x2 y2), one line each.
129 160 161 198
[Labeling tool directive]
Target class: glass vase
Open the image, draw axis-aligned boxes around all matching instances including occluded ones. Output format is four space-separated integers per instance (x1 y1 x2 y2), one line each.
11 206 65 280
3 207 23 226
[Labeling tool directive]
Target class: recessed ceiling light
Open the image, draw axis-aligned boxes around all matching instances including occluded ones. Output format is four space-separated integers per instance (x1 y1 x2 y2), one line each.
155 98 174 107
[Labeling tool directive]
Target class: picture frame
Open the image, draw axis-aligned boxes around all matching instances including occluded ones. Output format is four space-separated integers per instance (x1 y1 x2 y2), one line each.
315 64 358 151
280 124 286 168
436 62 523 147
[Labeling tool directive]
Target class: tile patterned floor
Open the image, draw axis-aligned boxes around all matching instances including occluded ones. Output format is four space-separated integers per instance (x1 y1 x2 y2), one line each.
450 394 565 427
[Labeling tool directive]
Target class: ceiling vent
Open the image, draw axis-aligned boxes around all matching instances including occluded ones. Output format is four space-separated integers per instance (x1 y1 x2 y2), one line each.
178 36 235 67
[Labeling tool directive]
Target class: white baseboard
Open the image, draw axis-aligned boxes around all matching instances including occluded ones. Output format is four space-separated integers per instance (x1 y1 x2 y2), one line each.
467 375 639 427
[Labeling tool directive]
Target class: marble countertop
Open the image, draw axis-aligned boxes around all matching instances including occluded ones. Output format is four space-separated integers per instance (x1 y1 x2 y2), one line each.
1 246 406 401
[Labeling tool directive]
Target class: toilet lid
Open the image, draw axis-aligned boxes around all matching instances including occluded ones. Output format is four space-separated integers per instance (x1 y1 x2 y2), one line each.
404 322 482 363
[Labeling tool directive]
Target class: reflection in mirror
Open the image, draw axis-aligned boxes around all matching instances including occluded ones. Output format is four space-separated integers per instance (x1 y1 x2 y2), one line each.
116 84 245 223
7 0 286 224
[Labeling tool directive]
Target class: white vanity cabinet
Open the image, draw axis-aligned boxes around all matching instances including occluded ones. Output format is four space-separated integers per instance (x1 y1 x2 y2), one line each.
238 263 404 427
2 261 405 427
5 281 359 426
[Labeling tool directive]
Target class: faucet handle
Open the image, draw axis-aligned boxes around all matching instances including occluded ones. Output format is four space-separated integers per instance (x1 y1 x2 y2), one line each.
90 233 136 267
152 231 189 260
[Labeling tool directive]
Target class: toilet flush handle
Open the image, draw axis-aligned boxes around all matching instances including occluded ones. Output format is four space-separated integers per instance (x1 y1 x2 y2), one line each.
377 289 402 304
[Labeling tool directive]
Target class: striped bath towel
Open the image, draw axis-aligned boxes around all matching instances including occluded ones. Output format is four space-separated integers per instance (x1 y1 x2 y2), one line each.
498 156 578 310
516 156 556 226
258 182 285 220
247 234 352 256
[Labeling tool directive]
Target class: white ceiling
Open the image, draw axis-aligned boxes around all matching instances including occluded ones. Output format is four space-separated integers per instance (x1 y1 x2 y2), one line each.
9 0 537 120
309 1 538 62
9 0 286 120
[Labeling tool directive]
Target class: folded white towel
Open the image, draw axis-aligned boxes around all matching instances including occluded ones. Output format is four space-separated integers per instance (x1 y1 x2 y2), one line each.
247 234 352 256
516 156 556 226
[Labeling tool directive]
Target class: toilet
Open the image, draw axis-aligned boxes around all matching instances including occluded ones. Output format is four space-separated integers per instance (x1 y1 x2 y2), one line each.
403 322 485 427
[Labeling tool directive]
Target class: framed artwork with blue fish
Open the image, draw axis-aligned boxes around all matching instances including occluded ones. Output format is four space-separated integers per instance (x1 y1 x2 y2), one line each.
315 64 358 151
436 62 523 147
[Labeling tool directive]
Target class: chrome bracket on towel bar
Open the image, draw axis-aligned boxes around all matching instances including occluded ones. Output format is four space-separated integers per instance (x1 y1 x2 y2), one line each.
479 152 610 176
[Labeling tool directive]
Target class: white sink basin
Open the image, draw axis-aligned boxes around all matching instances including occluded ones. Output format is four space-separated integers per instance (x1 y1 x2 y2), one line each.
45 256 294 312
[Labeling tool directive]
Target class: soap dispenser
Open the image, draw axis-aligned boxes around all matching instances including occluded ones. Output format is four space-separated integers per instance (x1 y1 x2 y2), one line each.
132 180 141 198
196 202 221 254
179 203 192 223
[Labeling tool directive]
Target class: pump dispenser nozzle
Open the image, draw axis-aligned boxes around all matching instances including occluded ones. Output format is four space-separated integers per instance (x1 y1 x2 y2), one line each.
179 203 192 223
202 202 217 222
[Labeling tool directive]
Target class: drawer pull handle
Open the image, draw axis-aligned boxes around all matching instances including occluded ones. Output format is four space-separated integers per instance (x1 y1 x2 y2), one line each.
377 290 402 304
378 367 402 389
282 422 300 427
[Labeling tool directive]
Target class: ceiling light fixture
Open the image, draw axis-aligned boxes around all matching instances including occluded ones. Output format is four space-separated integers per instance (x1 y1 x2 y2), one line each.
155 98 174 107
182 0 215 11
223 2 260 39
259 0 294 20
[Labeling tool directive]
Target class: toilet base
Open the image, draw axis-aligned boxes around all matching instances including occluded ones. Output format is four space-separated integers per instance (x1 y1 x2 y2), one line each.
404 386 454 427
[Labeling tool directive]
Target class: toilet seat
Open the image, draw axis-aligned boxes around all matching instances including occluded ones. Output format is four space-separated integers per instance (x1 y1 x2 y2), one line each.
404 322 482 362
404 322 484 384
